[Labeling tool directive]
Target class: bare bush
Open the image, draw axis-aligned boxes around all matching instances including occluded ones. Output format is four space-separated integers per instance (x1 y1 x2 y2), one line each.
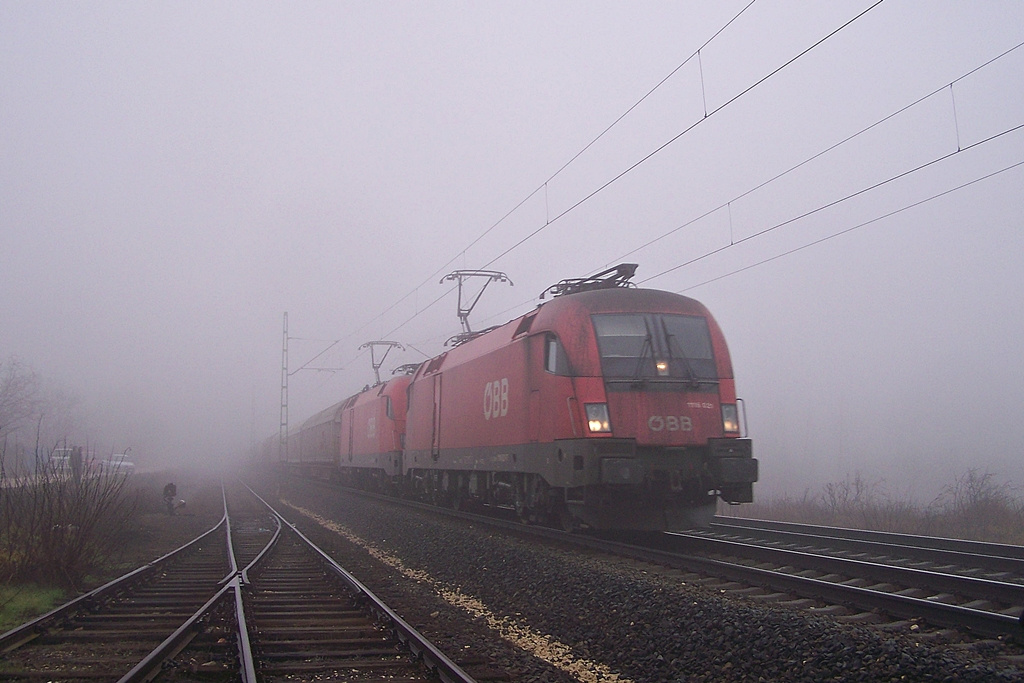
726 468 1024 544
0 443 138 589
820 472 883 521
927 468 1024 542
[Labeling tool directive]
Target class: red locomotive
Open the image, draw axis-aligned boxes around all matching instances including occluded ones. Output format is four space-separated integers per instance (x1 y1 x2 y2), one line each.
402 264 756 530
284 375 411 489
274 264 757 531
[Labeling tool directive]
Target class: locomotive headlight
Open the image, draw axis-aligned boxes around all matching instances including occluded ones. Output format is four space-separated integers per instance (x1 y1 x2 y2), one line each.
585 403 612 433
721 403 740 434
655 360 669 376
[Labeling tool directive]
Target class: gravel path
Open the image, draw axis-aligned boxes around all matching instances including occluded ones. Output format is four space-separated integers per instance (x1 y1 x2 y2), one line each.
268 477 1024 682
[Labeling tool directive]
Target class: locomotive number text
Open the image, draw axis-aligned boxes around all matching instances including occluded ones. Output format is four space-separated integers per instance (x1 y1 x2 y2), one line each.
648 415 693 432
484 378 509 420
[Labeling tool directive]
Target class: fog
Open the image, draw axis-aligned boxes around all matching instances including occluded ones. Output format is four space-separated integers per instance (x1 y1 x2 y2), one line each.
2 2 1022 500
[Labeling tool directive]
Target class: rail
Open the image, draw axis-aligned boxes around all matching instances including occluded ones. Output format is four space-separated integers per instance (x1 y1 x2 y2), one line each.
2 482 476 681
308 479 1024 642
244 483 477 683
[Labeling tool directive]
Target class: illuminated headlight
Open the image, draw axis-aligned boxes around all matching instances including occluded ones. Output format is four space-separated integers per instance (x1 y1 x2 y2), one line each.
585 403 612 433
655 360 669 376
721 403 740 434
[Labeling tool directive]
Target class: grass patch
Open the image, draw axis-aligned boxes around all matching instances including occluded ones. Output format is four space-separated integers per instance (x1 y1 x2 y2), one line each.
0 584 65 633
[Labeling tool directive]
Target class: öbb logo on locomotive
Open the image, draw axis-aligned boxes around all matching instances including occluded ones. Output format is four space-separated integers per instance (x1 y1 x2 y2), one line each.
483 378 509 420
647 415 694 432
266 264 758 532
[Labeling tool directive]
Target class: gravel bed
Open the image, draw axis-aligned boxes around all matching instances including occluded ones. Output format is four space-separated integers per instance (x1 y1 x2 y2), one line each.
268 477 1024 682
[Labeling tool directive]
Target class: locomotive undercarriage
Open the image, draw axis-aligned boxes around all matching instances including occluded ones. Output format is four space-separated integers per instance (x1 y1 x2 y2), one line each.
403 437 755 531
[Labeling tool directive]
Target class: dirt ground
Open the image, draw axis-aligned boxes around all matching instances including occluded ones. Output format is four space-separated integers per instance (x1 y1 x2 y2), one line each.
103 472 225 576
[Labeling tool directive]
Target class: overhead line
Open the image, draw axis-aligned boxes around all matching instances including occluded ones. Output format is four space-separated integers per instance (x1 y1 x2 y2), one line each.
289 339 341 377
469 34 1024 333
326 1 761 355
462 1 758 259
406 13 1022 351
478 1 885 270
676 158 1024 292
604 39 1024 268
639 123 1024 285
539 1 758 191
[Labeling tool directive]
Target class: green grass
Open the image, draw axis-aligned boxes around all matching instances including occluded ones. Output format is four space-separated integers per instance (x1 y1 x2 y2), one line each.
0 584 66 633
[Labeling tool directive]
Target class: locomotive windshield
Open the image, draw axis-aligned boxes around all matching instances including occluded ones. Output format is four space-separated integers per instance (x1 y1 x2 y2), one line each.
592 313 717 384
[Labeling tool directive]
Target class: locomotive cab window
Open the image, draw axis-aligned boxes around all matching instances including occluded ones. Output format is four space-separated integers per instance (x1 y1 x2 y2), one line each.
385 396 394 419
545 334 571 375
592 313 717 383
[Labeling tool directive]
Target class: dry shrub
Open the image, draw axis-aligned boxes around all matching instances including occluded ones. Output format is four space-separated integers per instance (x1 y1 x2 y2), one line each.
724 468 1024 544
925 468 1024 543
0 445 137 589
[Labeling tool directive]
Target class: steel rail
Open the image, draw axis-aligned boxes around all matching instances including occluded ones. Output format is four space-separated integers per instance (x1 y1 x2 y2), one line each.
696 524 1024 578
688 551 1024 640
231 577 258 683
304 479 1024 641
240 511 281 585
118 483 274 683
714 516 1024 559
244 483 478 683
665 533 1024 608
115 582 235 683
519 528 1024 642
229 492 282 683
223 483 240 578
0 506 228 653
221 481 258 683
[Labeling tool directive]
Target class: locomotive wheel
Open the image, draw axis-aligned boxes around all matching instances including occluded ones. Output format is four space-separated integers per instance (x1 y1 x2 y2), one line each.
514 493 530 524
554 504 578 533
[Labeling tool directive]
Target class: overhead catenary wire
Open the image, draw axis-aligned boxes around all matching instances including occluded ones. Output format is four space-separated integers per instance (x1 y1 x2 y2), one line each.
303 1 1016 389
478 0 885 271
348 0 884 355
361 118 1024 360
315 1 762 357
468 134 1023 335
604 39 1024 269
674 157 1024 293
467 39 1024 331
639 123 1024 286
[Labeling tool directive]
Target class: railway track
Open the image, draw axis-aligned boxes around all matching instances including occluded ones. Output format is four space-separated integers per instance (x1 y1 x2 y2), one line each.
0 484 478 682
661 525 1024 643
322 480 1024 648
705 516 1024 580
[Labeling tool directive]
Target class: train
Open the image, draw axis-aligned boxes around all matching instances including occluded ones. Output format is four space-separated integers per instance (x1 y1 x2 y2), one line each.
264 264 757 531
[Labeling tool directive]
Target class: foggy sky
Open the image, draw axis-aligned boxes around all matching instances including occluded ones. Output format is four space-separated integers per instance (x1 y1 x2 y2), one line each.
2 2 1022 499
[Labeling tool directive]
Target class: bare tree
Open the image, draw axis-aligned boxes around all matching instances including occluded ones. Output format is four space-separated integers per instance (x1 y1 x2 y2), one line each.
0 358 41 440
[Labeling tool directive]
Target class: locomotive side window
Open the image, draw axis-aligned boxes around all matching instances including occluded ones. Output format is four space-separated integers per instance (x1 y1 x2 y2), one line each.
592 314 717 382
385 396 394 419
545 334 571 375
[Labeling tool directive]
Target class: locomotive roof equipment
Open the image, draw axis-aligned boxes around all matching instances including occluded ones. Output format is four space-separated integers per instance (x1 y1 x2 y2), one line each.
440 269 513 332
540 263 638 299
358 340 405 385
